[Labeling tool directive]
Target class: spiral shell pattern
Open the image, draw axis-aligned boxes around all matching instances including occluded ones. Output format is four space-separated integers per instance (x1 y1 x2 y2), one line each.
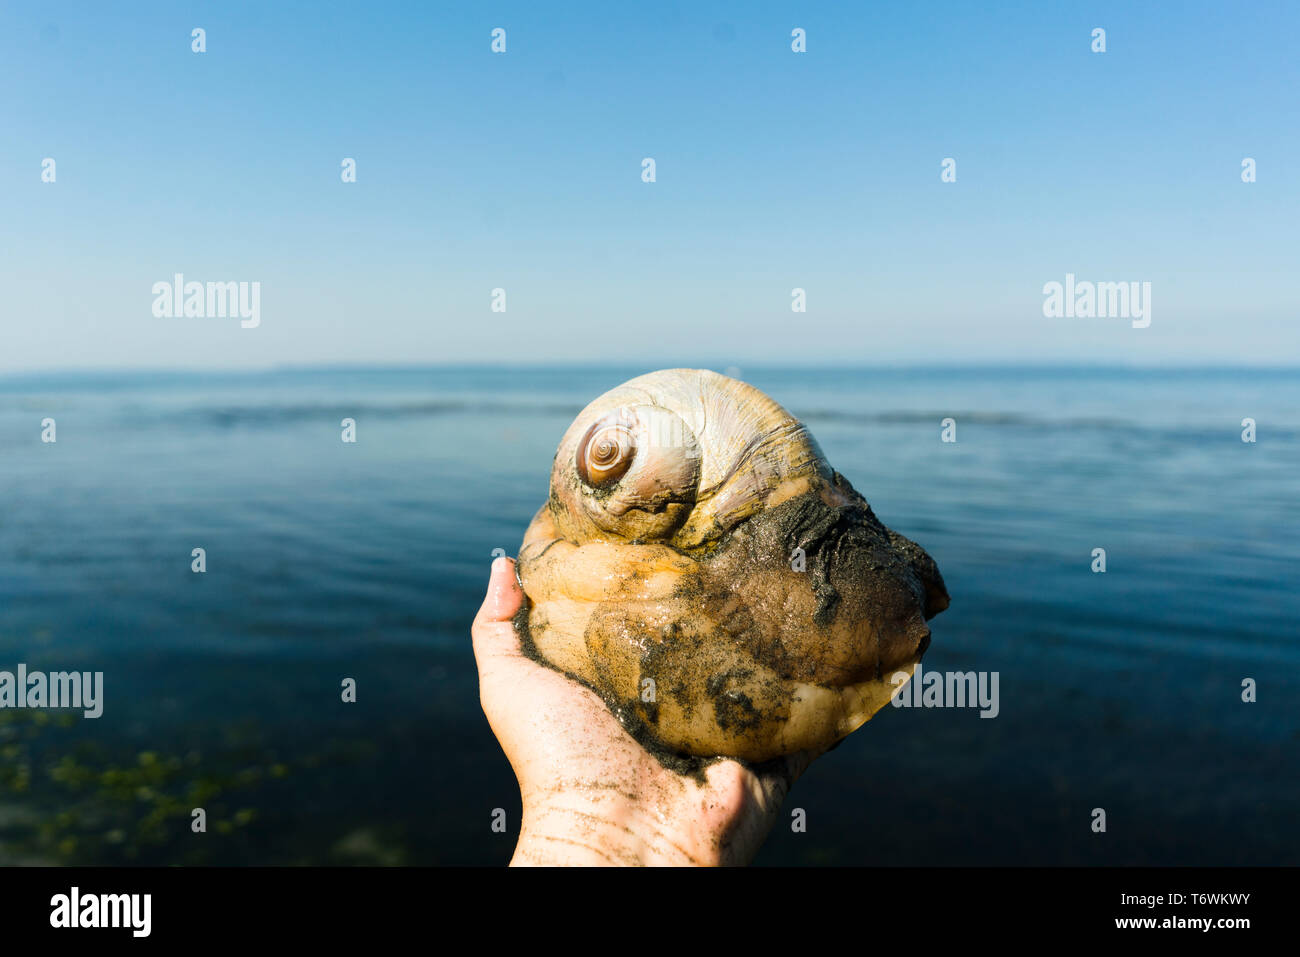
576 410 637 488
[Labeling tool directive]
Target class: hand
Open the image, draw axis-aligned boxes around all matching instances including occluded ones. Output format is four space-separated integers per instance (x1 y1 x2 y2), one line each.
472 556 818 866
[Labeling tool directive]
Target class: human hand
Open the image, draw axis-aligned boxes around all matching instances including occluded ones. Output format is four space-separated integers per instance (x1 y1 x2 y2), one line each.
472 556 818 866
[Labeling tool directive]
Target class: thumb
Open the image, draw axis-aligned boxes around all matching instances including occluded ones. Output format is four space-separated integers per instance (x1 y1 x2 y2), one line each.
472 556 525 662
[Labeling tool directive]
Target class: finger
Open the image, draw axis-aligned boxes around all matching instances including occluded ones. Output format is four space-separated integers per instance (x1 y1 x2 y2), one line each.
473 556 523 628
780 748 818 785
749 747 818 796
472 557 527 671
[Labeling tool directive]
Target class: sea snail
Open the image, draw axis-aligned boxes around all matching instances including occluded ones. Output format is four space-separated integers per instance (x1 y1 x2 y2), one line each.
516 369 949 763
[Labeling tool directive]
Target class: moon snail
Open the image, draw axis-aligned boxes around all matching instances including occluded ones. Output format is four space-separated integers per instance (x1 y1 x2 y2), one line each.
516 369 949 762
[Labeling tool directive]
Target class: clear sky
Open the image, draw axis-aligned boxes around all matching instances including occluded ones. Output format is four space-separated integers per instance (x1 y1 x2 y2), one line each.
2 0 1297 371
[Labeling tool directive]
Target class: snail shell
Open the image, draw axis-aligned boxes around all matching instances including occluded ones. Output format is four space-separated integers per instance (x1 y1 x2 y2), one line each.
518 369 948 762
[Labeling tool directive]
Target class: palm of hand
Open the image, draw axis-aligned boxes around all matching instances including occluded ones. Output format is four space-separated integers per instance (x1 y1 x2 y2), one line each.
472 557 814 866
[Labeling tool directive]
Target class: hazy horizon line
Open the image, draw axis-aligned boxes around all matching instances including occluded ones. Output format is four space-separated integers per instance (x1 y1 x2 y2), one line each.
2 359 1299 380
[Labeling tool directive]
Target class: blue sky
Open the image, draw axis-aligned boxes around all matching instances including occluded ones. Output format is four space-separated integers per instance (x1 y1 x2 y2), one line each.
2 0 1297 371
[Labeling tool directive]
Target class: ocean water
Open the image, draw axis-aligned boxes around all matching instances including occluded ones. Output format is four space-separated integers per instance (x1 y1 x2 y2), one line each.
0 366 1296 865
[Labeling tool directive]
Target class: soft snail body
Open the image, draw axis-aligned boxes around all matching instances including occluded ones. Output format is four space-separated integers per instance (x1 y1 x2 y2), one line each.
517 369 949 762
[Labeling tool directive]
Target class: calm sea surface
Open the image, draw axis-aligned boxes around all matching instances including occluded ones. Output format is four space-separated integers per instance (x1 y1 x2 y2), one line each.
0 366 1296 864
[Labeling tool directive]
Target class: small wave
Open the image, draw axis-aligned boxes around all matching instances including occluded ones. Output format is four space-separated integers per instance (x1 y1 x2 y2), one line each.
797 408 1300 439
798 409 1125 427
170 399 585 428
